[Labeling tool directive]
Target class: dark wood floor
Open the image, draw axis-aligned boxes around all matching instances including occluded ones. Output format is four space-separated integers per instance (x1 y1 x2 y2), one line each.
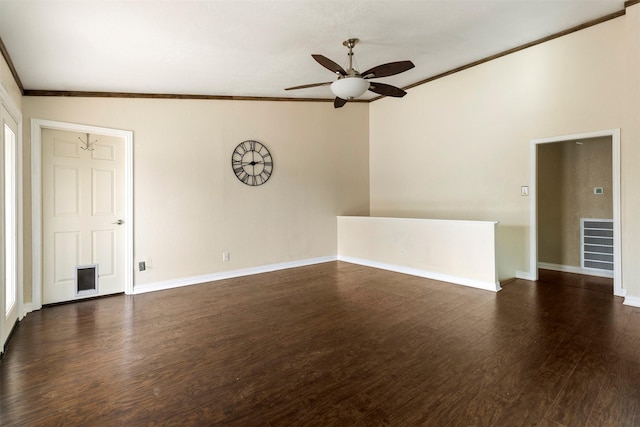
1 262 639 426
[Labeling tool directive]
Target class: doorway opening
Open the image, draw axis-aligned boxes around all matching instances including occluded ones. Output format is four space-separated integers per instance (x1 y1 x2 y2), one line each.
529 129 622 296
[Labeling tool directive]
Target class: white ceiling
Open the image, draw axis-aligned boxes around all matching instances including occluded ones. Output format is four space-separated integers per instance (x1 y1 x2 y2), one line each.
0 0 626 100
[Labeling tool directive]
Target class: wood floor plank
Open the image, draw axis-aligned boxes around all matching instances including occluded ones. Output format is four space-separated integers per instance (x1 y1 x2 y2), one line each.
541 336 590 376
585 375 638 427
544 349 612 426
1 263 639 426
490 368 568 426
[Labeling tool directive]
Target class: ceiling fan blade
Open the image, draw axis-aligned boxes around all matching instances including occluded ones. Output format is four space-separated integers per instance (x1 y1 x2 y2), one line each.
368 82 407 98
362 60 415 79
334 97 348 108
285 81 333 91
312 54 347 76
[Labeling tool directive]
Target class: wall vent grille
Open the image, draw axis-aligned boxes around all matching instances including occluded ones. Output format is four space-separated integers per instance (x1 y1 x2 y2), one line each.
581 219 614 272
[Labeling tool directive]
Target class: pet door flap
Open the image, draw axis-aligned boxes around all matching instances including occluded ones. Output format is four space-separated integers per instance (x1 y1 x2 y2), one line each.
76 264 99 296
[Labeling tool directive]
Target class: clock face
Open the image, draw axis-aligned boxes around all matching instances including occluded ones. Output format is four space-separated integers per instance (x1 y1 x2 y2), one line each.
231 140 273 186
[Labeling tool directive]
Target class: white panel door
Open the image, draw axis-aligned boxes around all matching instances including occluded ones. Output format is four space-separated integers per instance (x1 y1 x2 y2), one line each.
42 129 125 304
1 108 18 349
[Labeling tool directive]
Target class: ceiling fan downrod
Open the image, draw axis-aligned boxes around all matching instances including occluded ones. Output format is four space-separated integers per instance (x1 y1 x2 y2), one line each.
343 38 359 76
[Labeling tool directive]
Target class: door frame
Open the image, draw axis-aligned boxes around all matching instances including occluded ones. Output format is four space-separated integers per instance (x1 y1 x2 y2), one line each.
528 128 622 296
0 85 23 353
31 119 133 310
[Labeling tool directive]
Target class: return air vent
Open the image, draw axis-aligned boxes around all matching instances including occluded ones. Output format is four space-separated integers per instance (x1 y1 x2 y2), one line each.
581 219 613 273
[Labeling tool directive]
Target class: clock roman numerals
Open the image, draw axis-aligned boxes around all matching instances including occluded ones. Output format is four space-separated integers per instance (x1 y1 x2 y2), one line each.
232 140 273 186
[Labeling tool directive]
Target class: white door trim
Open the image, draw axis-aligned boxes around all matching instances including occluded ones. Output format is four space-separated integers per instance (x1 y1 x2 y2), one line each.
31 119 133 311
0 85 23 341
528 128 622 297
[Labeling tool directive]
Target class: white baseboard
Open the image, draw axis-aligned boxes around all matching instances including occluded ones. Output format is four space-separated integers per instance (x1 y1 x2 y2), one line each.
538 262 614 278
516 271 537 280
623 295 640 308
132 256 337 295
20 303 33 319
337 256 501 292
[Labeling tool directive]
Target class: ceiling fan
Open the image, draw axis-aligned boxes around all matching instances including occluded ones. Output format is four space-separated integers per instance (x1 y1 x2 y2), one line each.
285 38 415 108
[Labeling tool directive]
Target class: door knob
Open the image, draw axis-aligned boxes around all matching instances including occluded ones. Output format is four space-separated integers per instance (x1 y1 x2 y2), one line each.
113 219 124 225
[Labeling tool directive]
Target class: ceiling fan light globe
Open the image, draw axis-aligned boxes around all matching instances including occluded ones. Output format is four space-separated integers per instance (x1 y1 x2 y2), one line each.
330 77 370 100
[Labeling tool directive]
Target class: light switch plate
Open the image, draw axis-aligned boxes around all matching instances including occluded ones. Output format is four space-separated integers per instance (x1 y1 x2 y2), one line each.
521 186 529 196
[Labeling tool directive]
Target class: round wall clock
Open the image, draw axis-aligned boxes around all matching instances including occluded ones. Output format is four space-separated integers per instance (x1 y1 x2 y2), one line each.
231 140 273 186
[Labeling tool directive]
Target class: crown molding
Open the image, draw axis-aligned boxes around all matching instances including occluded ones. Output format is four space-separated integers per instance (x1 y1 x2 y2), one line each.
22 89 370 103
0 37 24 94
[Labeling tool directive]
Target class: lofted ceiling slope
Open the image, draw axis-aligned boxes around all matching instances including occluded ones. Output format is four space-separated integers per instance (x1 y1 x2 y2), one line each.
0 0 627 100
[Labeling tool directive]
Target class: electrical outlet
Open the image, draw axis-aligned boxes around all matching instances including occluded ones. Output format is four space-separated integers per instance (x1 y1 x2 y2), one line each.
139 261 146 271
222 252 230 262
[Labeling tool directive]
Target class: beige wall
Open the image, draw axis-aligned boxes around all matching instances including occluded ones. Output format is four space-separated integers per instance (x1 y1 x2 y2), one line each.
538 138 613 267
537 143 563 264
22 97 370 301
369 12 637 293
